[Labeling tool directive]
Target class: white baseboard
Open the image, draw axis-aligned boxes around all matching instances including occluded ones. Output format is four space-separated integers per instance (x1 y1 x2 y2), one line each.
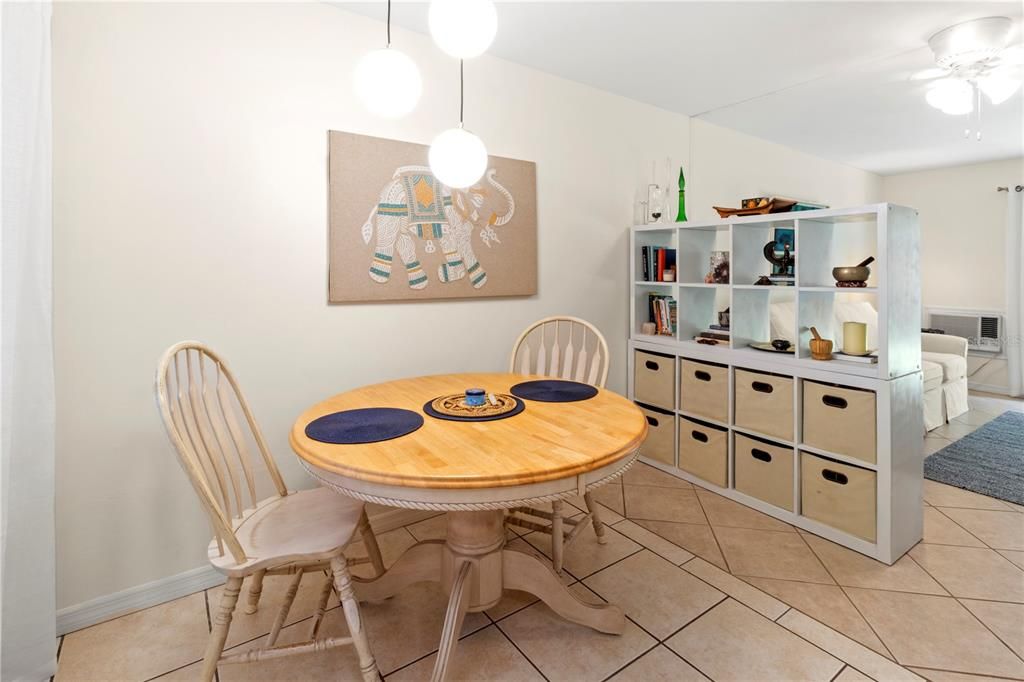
968 382 1012 396
56 564 225 636
55 507 437 636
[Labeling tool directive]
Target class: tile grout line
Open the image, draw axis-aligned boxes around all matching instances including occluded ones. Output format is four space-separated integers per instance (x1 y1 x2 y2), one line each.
902 551 952 597
794 532 899 662
658 641 716 682
903 551 1024 668
931 505 1013 548
829 664 849 682
380 618 499 681
690 490 734 574
491 619 551 682
952 597 1024 667
597 642 661 682
909 664 1024 681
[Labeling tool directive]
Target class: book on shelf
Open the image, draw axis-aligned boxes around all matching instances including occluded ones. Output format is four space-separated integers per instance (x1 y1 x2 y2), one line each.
647 293 676 335
640 246 676 282
709 324 730 331
832 352 878 364
698 330 730 342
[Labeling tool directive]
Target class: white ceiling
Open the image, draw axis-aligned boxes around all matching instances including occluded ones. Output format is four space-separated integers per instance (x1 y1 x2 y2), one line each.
337 1 1024 176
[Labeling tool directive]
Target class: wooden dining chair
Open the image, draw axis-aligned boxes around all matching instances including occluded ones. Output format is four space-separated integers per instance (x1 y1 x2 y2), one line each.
505 317 611 574
155 341 385 682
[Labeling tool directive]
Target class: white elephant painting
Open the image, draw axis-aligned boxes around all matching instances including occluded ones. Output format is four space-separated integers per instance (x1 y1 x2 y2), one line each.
360 166 515 290
328 131 536 303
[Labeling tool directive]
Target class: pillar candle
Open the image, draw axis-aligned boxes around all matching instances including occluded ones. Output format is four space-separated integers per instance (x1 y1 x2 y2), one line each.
843 322 868 354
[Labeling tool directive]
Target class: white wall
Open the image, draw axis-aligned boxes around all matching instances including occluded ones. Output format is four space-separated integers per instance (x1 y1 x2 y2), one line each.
53 1 881 611
689 118 883 221
883 157 1024 392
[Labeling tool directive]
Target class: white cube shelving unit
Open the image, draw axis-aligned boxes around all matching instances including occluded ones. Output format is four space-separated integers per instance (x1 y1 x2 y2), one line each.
627 203 923 564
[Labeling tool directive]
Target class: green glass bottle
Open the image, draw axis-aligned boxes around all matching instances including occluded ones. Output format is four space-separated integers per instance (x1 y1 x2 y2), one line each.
676 166 688 222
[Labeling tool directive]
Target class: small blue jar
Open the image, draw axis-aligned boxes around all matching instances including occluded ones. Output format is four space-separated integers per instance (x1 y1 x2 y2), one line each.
465 388 486 407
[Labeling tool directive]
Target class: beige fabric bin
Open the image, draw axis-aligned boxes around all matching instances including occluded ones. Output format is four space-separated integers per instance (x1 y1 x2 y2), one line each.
734 433 794 512
734 369 794 441
801 452 876 542
678 417 728 487
802 381 877 464
637 404 675 466
634 350 675 410
680 358 728 423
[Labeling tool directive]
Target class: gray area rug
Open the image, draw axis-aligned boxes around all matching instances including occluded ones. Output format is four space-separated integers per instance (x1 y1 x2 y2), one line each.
925 411 1024 505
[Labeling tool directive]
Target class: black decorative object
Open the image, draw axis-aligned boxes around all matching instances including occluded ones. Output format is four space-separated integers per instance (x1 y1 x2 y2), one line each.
763 240 795 277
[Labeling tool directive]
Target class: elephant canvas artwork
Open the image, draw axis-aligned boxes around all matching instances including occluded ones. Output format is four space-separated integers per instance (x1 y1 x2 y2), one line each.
328 131 537 302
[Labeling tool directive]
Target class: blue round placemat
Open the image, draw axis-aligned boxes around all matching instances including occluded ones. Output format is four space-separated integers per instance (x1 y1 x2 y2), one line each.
510 379 598 403
304 408 423 444
422 397 525 422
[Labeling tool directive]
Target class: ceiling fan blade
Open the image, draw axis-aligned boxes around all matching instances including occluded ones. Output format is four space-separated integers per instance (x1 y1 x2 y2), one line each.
995 44 1024 66
910 67 950 81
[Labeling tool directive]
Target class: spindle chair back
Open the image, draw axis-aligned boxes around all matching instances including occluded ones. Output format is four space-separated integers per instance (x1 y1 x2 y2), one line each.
156 341 287 564
509 316 610 388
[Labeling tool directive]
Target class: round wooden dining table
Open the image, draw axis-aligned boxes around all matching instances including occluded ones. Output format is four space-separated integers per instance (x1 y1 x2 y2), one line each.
290 372 647 681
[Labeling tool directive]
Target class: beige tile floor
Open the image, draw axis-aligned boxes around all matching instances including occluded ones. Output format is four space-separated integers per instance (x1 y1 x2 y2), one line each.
55 402 1023 681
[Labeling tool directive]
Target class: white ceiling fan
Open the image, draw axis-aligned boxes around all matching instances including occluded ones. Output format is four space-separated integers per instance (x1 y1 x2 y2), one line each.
911 16 1023 140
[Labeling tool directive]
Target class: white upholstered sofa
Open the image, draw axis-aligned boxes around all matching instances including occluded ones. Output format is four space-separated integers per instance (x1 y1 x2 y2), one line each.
768 301 968 432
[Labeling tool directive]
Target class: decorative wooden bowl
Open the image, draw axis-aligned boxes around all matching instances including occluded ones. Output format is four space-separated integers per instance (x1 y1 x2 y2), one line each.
713 198 797 218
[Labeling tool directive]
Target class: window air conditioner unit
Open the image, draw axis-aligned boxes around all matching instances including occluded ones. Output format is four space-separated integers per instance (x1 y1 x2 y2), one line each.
927 309 1002 353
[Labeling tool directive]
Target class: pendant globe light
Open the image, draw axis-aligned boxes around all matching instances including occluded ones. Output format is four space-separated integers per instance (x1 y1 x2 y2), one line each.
429 0 497 59
353 0 421 118
430 61 488 189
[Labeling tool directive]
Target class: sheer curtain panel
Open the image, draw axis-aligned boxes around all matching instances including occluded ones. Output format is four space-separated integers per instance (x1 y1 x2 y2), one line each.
1 2 57 679
1007 185 1024 397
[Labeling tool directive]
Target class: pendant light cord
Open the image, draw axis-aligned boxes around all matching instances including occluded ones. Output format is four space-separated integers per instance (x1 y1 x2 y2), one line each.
459 60 465 127
386 0 391 47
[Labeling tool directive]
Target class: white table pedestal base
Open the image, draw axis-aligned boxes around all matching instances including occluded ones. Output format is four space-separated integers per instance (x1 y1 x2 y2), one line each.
353 509 625 681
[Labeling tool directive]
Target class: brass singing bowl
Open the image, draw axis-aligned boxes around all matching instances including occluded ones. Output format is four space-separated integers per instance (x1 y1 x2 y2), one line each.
832 265 871 282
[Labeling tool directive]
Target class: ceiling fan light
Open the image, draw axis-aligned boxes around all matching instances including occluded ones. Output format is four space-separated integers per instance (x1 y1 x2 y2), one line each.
429 0 497 59
926 79 974 115
979 73 1022 105
353 47 422 118
928 16 1011 70
429 127 488 189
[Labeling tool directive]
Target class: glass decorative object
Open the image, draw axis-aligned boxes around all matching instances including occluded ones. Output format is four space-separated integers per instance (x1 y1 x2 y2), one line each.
647 184 663 223
676 166 688 222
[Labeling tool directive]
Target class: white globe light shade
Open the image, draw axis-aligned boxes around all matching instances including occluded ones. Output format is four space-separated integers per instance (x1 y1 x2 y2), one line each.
979 72 1022 105
353 48 422 118
926 79 974 115
429 127 488 189
428 0 497 59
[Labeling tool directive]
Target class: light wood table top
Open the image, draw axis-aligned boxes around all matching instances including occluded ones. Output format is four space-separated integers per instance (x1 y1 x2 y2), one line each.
290 373 647 490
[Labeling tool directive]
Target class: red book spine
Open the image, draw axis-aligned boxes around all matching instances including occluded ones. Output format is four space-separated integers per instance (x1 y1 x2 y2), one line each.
657 249 665 282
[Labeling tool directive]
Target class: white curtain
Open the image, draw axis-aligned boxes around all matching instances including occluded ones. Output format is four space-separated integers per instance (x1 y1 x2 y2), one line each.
1008 185 1024 397
1 2 57 680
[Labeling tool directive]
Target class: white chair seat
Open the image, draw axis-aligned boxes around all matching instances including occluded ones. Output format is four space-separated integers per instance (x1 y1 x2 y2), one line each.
922 351 967 382
209 487 364 575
